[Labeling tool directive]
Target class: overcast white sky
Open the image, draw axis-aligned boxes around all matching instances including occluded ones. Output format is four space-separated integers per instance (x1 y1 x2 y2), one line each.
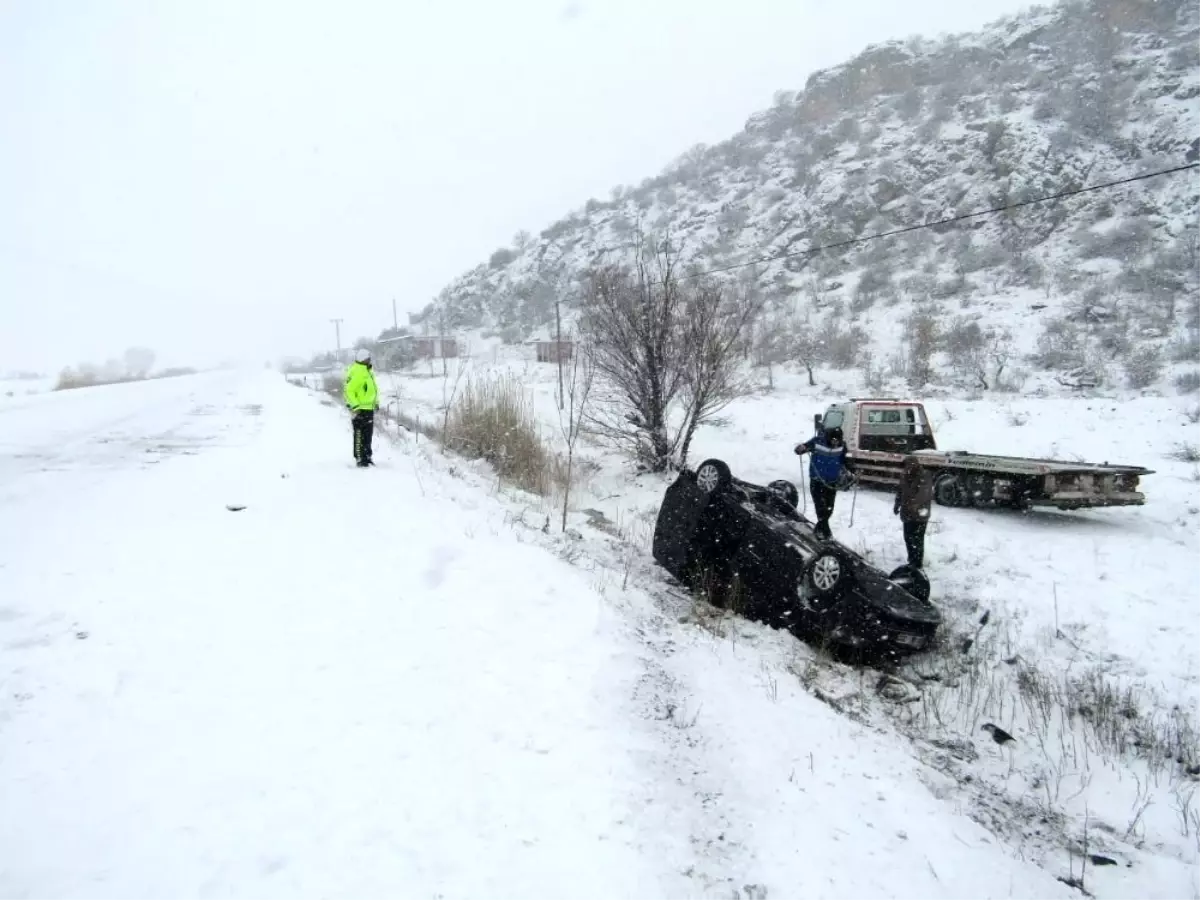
1 0 1038 372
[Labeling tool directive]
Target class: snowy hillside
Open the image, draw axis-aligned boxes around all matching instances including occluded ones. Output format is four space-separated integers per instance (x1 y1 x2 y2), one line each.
420 0 1199 392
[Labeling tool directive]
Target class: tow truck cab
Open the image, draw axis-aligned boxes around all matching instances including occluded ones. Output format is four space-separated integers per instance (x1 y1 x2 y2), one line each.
815 400 937 484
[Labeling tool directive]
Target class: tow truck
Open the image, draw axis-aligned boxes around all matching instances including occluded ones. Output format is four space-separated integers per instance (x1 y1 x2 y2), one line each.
813 399 1152 511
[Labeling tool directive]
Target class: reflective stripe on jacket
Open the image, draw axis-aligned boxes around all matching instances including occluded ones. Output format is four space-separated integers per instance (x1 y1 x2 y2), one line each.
801 437 848 486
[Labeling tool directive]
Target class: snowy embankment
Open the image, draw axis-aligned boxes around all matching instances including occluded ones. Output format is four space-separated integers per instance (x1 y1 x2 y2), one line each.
384 349 1200 899
0 368 1084 898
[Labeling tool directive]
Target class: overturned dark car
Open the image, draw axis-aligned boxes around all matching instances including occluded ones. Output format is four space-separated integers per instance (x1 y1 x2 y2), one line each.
652 458 942 657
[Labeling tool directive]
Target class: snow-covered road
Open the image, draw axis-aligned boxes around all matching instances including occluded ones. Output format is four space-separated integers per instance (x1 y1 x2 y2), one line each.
0 371 662 897
0 371 1078 898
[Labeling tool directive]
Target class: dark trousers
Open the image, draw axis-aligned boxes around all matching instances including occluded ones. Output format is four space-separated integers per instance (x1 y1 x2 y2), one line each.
810 480 837 539
902 521 927 568
352 410 375 464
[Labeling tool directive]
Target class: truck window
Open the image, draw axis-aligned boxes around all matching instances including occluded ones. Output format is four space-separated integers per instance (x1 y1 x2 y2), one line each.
822 409 844 431
856 405 935 452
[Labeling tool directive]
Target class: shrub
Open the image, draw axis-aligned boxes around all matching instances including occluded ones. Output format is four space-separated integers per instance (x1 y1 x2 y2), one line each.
489 248 516 269
1077 219 1154 261
958 243 1011 274
1123 345 1164 389
994 366 1029 394
1175 370 1200 394
943 317 985 363
819 320 870 369
55 369 143 391
54 370 99 391
1033 318 1085 370
498 324 525 345
851 267 893 312
321 373 342 398
444 373 556 495
1170 332 1200 363
1169 442 1200 463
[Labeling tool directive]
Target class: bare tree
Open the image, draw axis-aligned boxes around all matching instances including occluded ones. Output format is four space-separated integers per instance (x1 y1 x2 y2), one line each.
579 229 762 471
752 315 789 391
904 306 941 389
945 318 989 389
557 335 595 532
988 328 1014 389
947 322 1015 391
794 333 820 386
676 280 761 467
581 254 684 469
790 306 821 387
753 296 823 389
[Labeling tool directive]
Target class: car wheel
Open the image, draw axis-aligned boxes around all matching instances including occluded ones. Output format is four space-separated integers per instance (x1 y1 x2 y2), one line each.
767 479 799 509
694 459 732 495
888 564 931 604
934 473 965 507
801 550 847 606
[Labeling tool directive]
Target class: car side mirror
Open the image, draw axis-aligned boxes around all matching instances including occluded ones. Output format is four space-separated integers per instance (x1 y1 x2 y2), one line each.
813 413 822 432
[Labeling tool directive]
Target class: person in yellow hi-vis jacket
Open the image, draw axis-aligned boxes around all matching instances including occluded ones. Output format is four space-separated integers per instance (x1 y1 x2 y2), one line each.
343 348 379 467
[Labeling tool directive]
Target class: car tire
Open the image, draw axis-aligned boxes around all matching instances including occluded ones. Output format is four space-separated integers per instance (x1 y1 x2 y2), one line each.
767 479 799 509
694 458 733 496
888 564 931 604
801 549 848 606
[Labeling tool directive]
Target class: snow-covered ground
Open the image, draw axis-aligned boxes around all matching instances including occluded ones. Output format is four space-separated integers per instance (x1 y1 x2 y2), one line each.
0 374 55 400
0 367 1103 898
377 347 1200 898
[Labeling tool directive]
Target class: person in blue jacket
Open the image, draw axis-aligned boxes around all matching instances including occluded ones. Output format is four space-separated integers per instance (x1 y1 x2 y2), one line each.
794 426 855 539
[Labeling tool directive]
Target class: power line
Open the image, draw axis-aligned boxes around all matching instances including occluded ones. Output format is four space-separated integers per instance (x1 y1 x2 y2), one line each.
662 161 1199 283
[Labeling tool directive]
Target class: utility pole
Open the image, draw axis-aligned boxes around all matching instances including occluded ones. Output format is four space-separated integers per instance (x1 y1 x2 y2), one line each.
392 298 398 330
554 297 564 410
330 318 343 364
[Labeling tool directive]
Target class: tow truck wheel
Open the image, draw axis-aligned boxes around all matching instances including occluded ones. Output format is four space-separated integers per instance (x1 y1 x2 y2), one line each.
934 473 965 507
